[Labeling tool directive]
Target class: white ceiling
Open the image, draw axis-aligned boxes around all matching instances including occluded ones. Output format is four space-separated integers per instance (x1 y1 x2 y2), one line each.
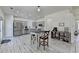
0 6 73 20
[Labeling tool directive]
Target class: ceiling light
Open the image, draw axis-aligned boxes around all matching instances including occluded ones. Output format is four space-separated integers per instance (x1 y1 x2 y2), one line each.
37 6 40 12
10 7 13 10
37 8 40 12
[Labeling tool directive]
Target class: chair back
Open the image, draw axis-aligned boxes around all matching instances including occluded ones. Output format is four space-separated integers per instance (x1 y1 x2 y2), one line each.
39 31 50 39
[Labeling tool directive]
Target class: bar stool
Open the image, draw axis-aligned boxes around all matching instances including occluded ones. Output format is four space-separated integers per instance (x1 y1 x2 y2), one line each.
31 33 36 44
59 32 64 41
39 31 50 50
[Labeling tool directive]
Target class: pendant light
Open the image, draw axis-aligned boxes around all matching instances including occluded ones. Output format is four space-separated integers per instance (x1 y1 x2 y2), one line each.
37 6 40 12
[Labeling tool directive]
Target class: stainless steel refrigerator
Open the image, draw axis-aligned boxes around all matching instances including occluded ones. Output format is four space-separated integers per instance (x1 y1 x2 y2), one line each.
13 21 23 36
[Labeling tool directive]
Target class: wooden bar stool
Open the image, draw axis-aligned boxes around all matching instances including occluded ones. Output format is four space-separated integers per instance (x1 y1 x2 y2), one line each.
39 31 50 50
31 33 36 44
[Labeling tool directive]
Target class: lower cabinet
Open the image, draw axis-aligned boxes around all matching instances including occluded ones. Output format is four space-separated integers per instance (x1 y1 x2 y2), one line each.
51 31 71 43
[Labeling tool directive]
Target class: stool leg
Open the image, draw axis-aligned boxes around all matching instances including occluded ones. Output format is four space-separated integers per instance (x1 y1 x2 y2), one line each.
33 40 34 44
47 42 49 47
44 45 45 50
47 39 49 47
31 36 32 45
33 38 36 44
43 40 45 50
43 41 45 50
39 39 40 47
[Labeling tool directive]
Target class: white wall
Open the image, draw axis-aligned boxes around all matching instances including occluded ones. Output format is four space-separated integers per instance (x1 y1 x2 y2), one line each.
0 21 2 42
37 10 76 43
72 8 79 20
4 15 14 39
0 9 4 18
72 8 79 32
0 9 4 42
